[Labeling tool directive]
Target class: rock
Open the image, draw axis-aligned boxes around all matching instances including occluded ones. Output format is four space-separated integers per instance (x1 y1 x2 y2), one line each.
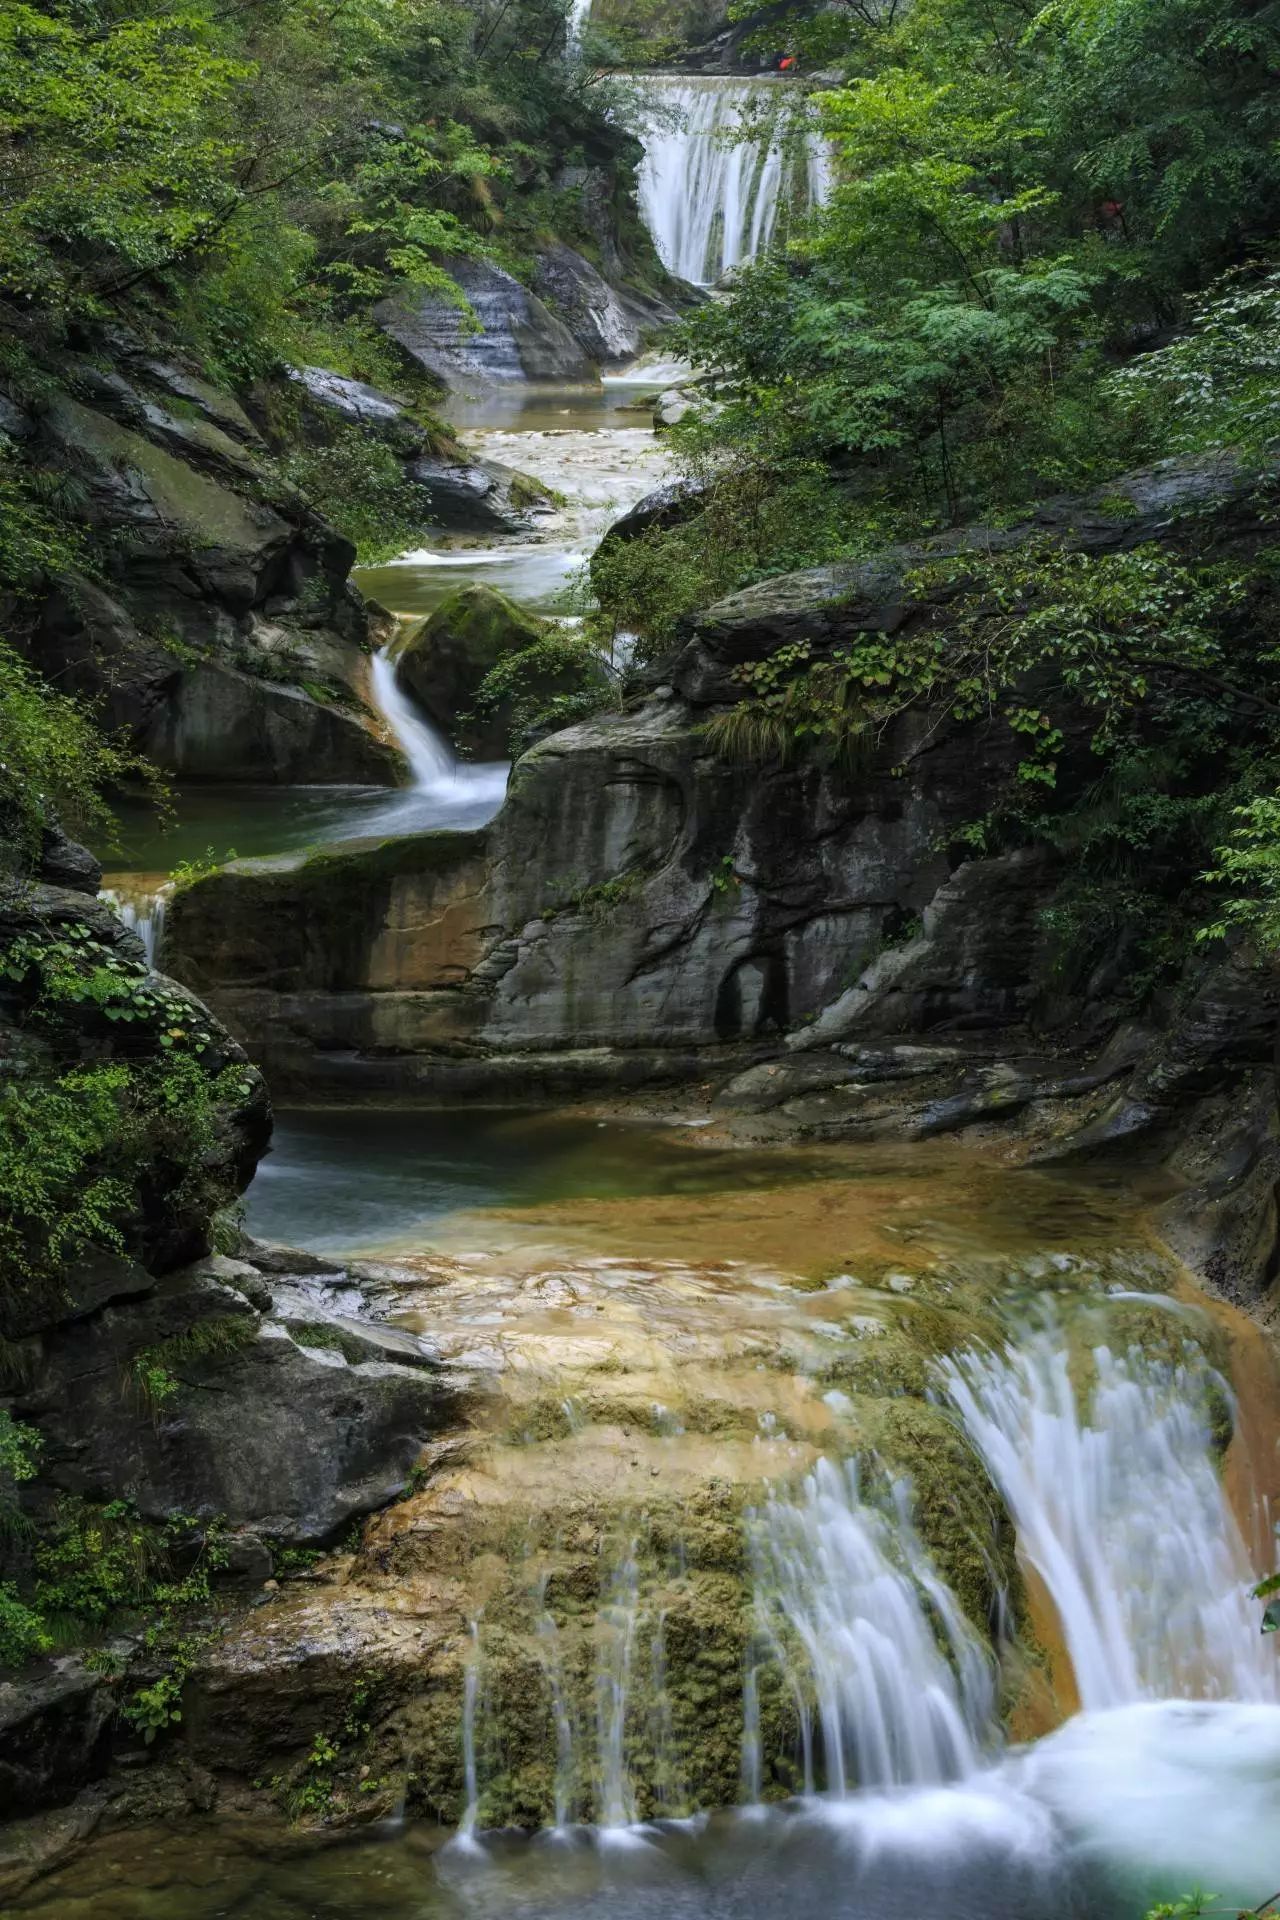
38 825 101 896
0 393 34 441
17 1259 473 1542
404 453 553 534
137 658 403 785
0 1659 113 1817
289 366 404 425
22 354 397 789
532 243 680 366
597 475 707 548
653 387 697 430
392 584 551 757
377 255 598 387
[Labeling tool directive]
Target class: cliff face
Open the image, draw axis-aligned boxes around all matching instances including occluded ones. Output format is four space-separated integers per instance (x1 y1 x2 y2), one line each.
3 338 408 788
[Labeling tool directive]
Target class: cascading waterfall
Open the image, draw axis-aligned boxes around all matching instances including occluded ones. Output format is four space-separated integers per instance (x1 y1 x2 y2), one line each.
747 1458 996 1794
636 76 830 286
369 642 509 814
940 1325 1280 1708
594 1539 642 1828
102 883 171 968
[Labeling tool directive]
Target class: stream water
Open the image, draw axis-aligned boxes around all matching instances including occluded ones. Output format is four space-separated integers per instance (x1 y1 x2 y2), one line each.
62 76 1280 1920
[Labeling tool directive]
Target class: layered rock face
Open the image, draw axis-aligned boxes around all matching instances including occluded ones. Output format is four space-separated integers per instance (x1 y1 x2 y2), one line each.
12 345 404 786
378 247 683 388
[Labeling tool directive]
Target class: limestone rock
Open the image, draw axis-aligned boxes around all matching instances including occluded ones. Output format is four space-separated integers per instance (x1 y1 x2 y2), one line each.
392 584 551 756
377 256 597 388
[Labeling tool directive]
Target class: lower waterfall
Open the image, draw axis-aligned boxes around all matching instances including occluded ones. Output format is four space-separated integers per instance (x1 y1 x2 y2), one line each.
940 1323 1278 1708
636 75 829 285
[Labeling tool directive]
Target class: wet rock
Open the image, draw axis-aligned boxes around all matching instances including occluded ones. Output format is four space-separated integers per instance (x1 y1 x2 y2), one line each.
532 243 681 366
0 1659 114 1817
377 256 597 387
392 584 552 757
404 452 554 533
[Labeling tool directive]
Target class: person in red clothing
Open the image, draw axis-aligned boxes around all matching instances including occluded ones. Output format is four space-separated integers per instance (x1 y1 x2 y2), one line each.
779 53 797 69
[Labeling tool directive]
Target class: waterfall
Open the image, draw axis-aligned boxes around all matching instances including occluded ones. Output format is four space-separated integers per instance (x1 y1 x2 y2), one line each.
458 1619 483 1840
369 643 509 813
102 883 170 968
636 76 830 286
594 1539 641 1827
747 1458 996 1793
566 0 592 50
941 1327 1279 1709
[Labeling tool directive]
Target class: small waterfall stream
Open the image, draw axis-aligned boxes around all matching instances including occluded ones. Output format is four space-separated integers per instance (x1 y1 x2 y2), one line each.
747 1458 996 1793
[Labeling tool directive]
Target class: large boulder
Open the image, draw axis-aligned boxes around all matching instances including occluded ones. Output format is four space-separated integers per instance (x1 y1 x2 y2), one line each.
392 584 552 758
376 256 598 387
403 454 554 535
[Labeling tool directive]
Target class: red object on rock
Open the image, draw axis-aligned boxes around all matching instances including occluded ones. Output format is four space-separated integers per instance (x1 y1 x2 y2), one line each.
779 53 797 69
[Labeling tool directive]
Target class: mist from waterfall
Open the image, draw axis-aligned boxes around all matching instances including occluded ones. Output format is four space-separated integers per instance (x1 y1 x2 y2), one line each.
940 1325 1279 1709
636 76 830 285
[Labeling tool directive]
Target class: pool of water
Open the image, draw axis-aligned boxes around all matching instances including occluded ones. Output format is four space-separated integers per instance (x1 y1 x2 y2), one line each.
14 1701 1280 1919
243 1105 1154 1263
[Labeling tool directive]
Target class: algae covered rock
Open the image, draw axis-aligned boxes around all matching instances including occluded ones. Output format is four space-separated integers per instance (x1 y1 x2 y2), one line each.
392 584 582 758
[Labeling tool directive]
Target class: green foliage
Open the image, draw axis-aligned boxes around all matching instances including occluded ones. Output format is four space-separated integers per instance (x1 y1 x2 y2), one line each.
131 1313 257 1414
0 1582 51 1667
170 848 236 891
281 431 434 564
1199 799 1280 951
704 640 871 775
0 636 164 867
468 627 617 754
0 914 256 1296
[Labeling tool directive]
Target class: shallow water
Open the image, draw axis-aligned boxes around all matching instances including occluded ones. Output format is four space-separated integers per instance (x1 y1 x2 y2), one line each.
243 1105 1154 1264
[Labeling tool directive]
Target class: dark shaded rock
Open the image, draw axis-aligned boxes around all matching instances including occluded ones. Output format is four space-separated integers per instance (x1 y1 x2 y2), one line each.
377 255 597 387
404 452 554 533
598 475 707 548
138 659 403 785
39 825 101 896
0 1659 113 1817
0 393 34 441
392 584 550 757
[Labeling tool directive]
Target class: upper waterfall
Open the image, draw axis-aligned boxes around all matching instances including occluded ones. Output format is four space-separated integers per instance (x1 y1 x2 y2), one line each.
636 75 829 286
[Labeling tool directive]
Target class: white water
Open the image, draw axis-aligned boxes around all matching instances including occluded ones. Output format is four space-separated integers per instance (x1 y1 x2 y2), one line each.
941 1326 1279 1709
748 1458 996 1793
102 882 171 967
636 76 830 285
369 643 509 821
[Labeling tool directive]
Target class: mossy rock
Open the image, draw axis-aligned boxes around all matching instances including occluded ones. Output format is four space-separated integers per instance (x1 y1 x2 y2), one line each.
391 585 556 758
